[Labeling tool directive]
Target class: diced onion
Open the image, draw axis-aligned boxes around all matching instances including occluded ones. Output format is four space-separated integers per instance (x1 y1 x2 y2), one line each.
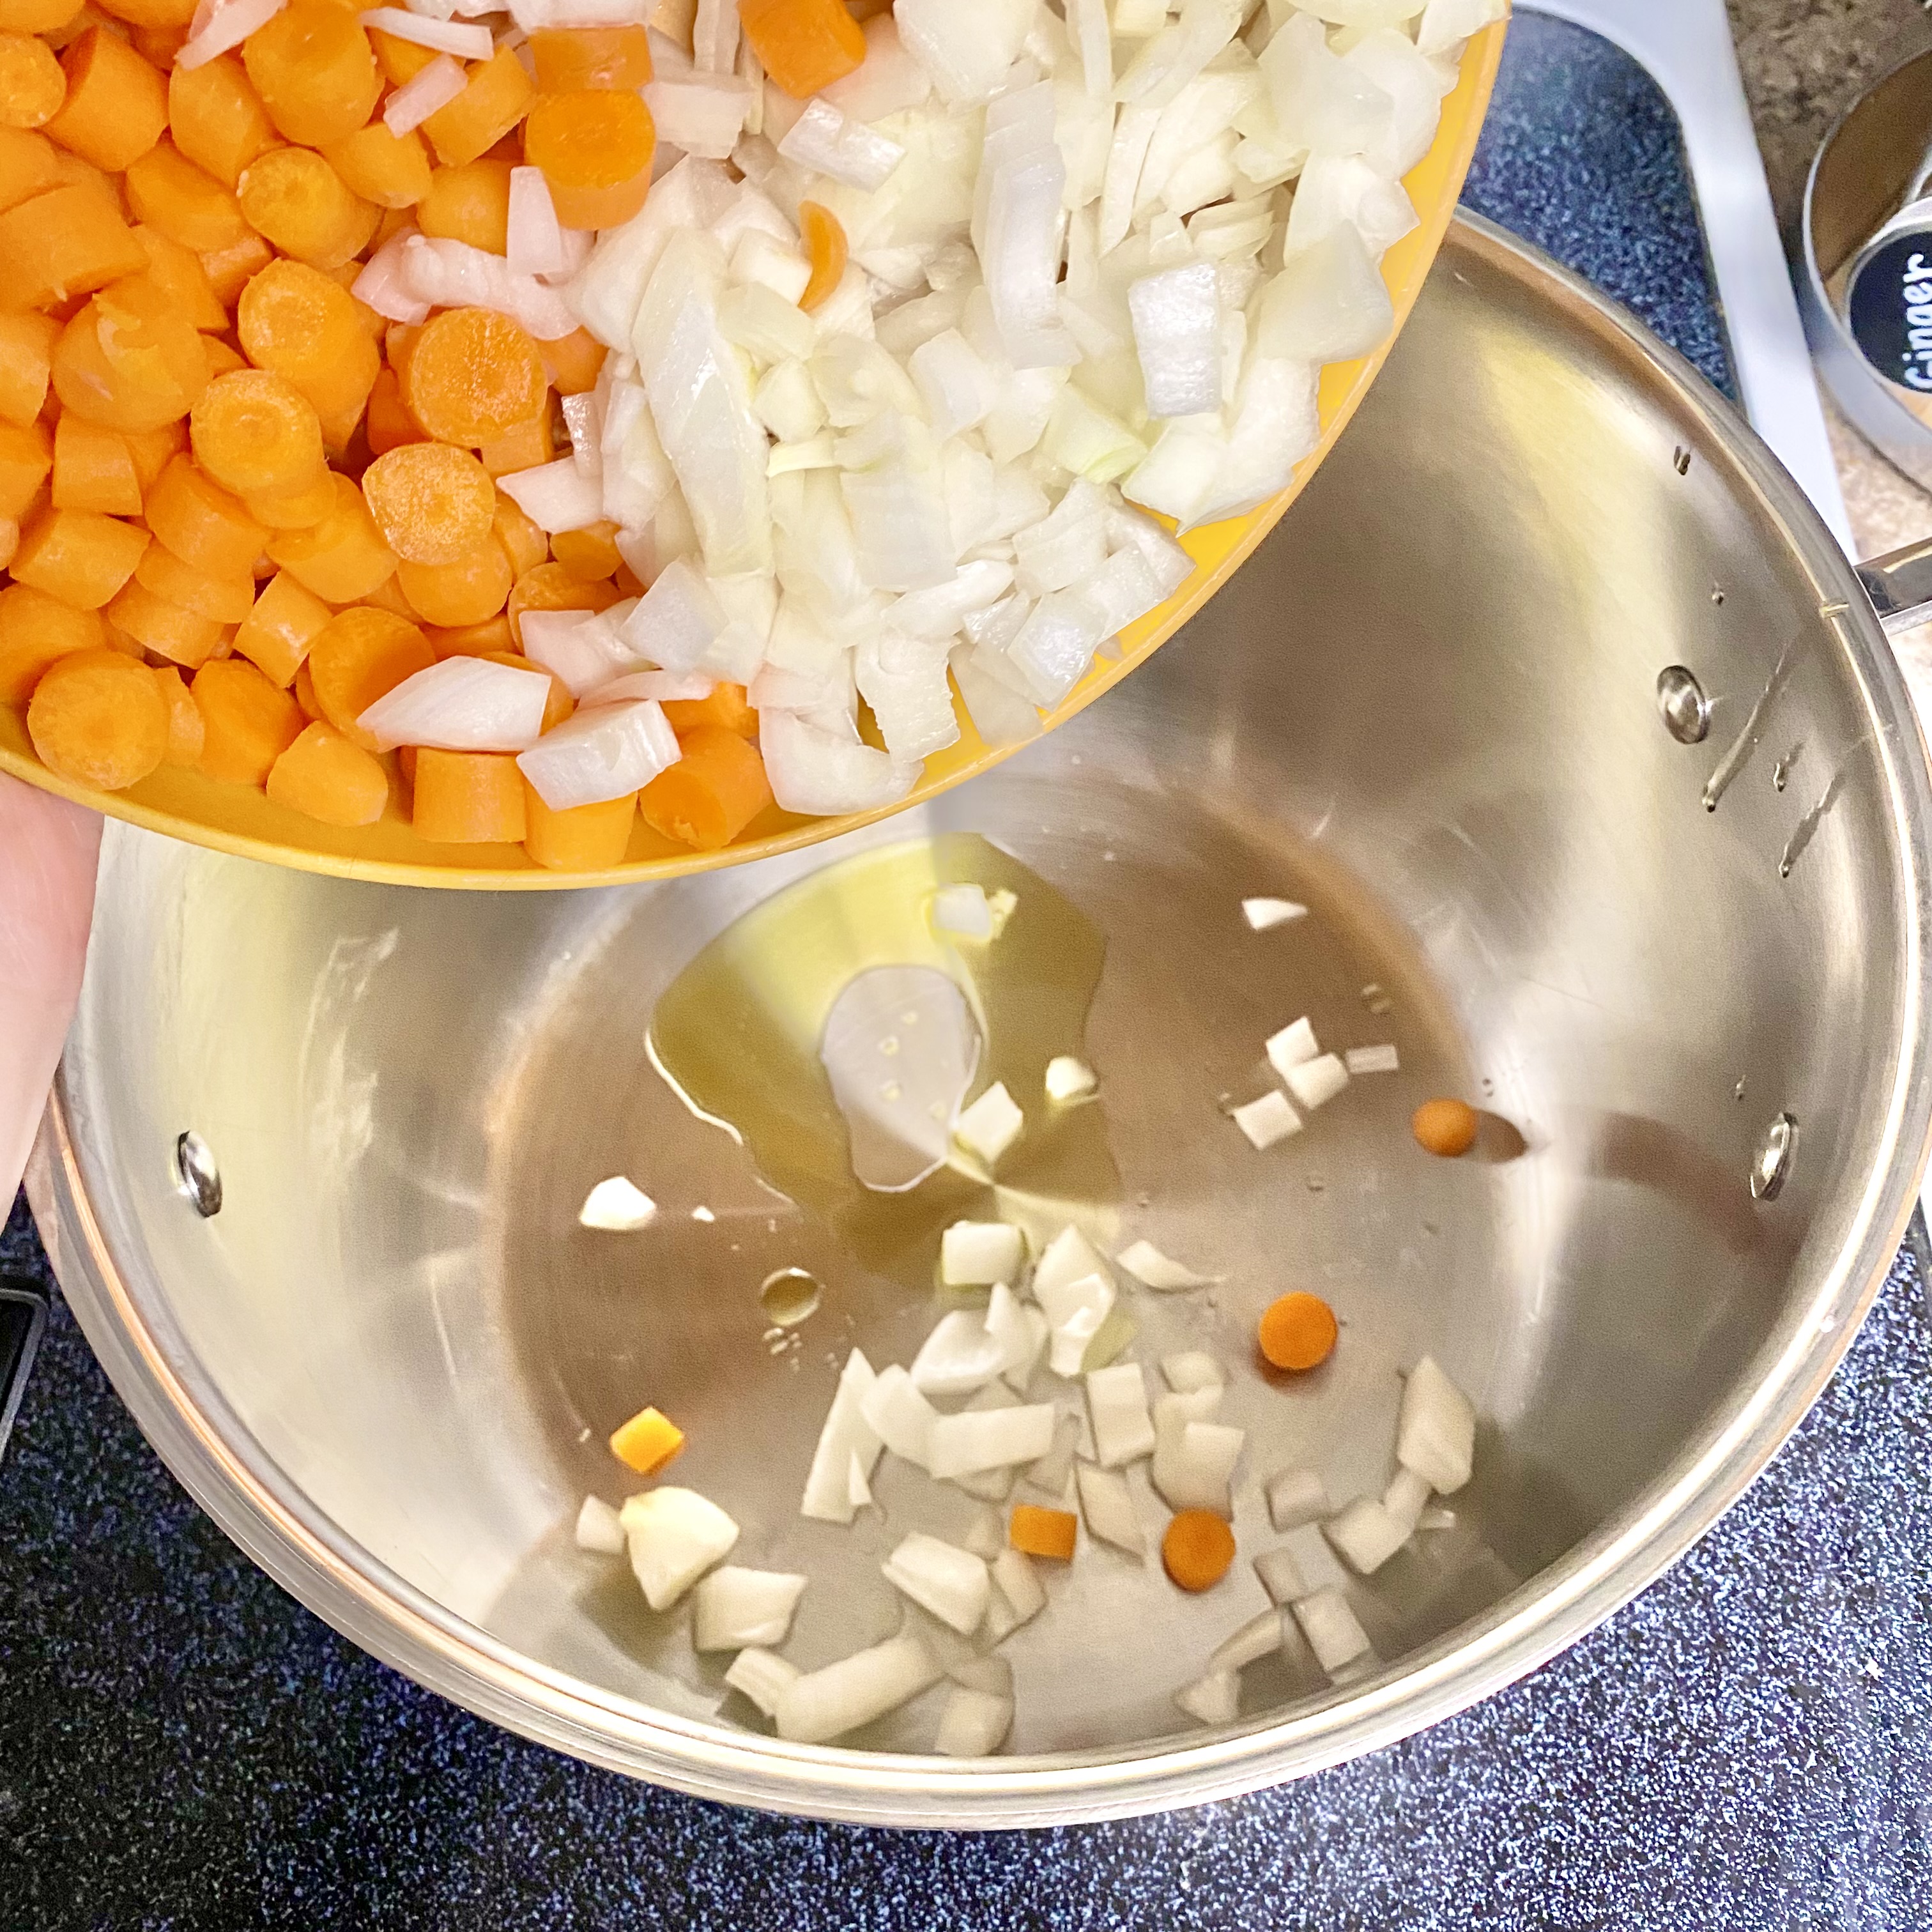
925 1402 1056 1480
574 1494 625 1555
583 670 717 708
934 1685 1013 1756
644 73 754 160
1242 896 1307 931
953 1080 1023 1168
520 608 641 698
1074 1460 1144 1554
352 229 431 325
882 1531 992 1634
1044 1055 1097 1103
516 698 681 811
1085 1361 1155 1469
859 1361 940 1469
1322 1494 1411 1576
1210 1609 1287 1675
1265 1466 1330 1533
499 456 608 535
1160 1351 1224 1395
1232 1089 1301 1149
1383 1466 1432 1535
1254 1545 1309 1608
774 1634 942 1744
1284 1052 1349 1112
356 657 552 753
1116 1239 1220 1291
507 166 569 278
724 1647 799 1717
1346 1043 1400 1075
401 236 580 340
800 1347 884 1524
910 1308 1009 1398
1128 263 1223 418
778 98 907 194
1292 1586 1375 1678
177 0 287 72
1397 1356 1476 1493
759 710 919 815
618 1487 739 1611
1266 1017 1320 1077
692 1566 808 1652
1174 1669 1239 1726
578 1176 656 1231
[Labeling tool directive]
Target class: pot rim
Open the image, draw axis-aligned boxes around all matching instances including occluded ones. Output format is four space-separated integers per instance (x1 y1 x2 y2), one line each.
34 213 1932 1828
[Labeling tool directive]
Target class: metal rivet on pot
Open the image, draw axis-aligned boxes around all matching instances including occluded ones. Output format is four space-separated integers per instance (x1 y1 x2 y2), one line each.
1656 666 1711 744
174 1132 222 1218
1749 1112 1797 1202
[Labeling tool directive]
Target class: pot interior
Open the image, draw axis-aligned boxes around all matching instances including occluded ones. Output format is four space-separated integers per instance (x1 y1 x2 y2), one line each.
50 221 1928 1797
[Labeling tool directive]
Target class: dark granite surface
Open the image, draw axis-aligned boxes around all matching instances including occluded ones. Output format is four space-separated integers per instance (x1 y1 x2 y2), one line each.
4 14 1931 1929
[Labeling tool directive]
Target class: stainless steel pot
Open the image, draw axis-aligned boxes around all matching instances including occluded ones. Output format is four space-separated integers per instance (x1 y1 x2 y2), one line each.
28 216 1932 1827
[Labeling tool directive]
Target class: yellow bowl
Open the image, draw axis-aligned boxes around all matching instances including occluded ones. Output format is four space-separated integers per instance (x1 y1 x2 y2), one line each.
0 20 1506 889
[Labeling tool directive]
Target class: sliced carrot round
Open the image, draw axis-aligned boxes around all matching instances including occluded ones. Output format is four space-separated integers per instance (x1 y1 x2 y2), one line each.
361 441 495 567
190 369 325 501
1412 1097 1480 1158
404 304 547 448
522 88 654 231
1257 1291 1337 1372
1162 1509 1235 1592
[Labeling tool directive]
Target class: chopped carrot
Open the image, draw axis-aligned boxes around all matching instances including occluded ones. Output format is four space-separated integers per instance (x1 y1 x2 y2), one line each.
1009 1504 1077 1562
523 782 634 871
505 558 617 647
43 26 166 174
638 723 772 852
10 504 147 608
548 519 621 581
394 535 512 627
360 440 494 567
660 680 756 740
151 662 203 767
235 143 378 271
410 746 525 843
420 45 533 171
189 369 326 501
416 155 512 254
144 452 266 576
166 52 273 190
134 542 254 624
0 306 57 425
528 25 652 93
190 655 303 785
0 579 100 705
424 613 514 660
1257 1291 1337 1372
264 471 397 603
1162 1509 1236 1593
50 412 141 514
306 602 433 750
231 569 330 688
492 489 547 576
0 415 49 518
1411 1097 1480 1158
0 179 143 307
522 87 654 230
797 198 846 313
241 0 381 150
404 303 548 448
608 1404 683 1476
26 643 167 789
265 720 389 826
50 274 209 436
104 574 224 666
539 325 605 397
739 0 864 100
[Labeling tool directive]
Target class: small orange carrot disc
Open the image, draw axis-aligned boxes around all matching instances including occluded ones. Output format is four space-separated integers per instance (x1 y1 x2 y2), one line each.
1412 1097 1480 1158
797 199 846 313
609 1404 684 1476
1162 1508 1235 1592
1257 1291 1338 1372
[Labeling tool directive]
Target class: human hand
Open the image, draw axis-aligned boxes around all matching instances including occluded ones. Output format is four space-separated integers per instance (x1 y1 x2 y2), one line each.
1 775 102 1206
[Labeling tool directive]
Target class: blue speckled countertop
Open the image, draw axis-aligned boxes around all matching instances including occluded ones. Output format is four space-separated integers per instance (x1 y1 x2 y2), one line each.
4 14 1931 1927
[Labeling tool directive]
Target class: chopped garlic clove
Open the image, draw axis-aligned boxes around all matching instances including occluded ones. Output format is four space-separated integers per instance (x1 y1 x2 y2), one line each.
1044 1054 1098 1103
1232 1089 1301 1149
954 1080 1025 1167
579 1176 658 1230
574 1494 627 1555
1243 897 1307 930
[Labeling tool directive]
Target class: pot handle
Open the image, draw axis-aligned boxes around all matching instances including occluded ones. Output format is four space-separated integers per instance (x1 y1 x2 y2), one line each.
0 1273 47 1471
1857 535 1932 633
